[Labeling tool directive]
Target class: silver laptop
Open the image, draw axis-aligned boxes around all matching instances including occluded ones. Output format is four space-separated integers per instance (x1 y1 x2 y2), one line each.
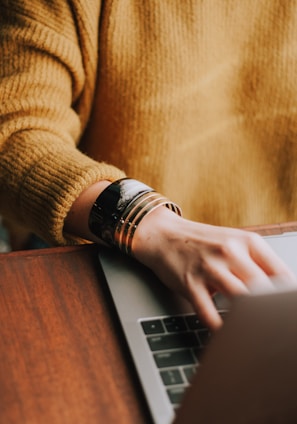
98 232 297 424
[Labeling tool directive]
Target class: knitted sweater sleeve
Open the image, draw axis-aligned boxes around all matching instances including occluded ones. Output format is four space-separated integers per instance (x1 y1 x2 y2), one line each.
0 1 125 245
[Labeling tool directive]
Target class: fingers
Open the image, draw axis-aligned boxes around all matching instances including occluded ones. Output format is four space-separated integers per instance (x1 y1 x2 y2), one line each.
206 232 296 294
187 232 297 330
227 246 277 292
203 254 258 295
200 245 272 297
186 276 223 331
189 258 271 330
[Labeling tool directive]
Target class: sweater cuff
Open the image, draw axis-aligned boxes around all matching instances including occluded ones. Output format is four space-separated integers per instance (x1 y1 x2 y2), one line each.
0 131 126 245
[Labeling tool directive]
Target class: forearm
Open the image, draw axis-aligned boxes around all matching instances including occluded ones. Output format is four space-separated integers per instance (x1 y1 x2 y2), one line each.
0 3 125 245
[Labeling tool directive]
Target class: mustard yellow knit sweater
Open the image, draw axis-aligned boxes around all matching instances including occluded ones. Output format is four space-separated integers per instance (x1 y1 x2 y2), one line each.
1 1 297 245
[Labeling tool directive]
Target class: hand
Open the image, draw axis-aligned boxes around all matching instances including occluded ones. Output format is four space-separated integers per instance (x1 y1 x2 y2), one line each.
132 207 297 330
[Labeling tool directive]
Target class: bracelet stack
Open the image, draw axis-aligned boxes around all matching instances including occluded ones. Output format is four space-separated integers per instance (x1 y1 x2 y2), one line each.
88 178 182 255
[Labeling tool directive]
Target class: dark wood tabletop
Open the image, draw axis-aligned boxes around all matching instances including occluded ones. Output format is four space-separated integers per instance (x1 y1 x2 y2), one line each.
0 222 296 424
0 244 152 424
244 221 297 236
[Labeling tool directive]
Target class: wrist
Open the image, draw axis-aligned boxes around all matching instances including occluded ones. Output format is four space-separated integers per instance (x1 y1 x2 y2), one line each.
87 178 182 254
131 206 183 264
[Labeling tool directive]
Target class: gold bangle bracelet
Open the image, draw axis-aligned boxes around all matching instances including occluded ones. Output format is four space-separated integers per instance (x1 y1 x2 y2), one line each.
88 177 182 256
114 191 182 255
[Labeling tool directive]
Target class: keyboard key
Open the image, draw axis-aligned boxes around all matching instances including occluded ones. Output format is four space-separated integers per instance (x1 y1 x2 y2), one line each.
147 332 199 351
141 319 165 335
163 316 187 332
185 314 208 330
154 349 196 368
183 366 198 383
167 386 187 405
160 369 184 386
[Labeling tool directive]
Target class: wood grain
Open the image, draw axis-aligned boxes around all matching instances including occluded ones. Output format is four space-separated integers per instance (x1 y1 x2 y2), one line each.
0 245 151 424
245 221 297 236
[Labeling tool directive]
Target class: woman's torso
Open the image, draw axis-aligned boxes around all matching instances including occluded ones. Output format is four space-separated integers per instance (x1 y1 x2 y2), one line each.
81 1 297 227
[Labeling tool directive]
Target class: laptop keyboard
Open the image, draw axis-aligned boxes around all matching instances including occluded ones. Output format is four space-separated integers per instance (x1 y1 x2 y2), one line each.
140 313 227 407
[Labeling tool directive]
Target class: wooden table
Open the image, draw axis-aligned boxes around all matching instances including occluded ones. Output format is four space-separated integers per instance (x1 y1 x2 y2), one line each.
0 222 296 424
245 221 297 236
0 244 152 424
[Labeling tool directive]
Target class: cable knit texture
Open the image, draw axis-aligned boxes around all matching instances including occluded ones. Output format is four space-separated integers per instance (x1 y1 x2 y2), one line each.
1 1 297 245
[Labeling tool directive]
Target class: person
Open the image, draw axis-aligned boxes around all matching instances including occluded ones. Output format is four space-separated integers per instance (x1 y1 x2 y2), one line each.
1 1 296 330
